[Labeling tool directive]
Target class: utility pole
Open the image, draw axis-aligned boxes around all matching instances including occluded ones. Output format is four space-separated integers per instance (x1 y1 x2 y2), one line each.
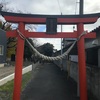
61 13 63 55
77 0 84 97
77 0 88 100
79 0 83 15
61 12 63 70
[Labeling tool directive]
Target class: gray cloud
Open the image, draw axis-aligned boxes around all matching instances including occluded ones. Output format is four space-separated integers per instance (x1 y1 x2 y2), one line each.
0 0 77 14
84 0 100 14
0 0 100 49
0 0 100 14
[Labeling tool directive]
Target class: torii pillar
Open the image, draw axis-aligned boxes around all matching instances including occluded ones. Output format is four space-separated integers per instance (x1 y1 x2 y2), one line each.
13 22 25 100
77 23 87 100
78 0 87 99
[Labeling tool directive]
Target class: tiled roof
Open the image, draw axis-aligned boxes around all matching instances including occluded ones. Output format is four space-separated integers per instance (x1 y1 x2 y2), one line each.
91 26 100 33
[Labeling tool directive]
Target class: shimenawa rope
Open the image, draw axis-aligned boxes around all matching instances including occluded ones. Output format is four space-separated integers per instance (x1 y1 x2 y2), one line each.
17 29 87 61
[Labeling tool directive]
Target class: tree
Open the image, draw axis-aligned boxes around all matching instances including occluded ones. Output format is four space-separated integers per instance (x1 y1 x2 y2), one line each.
0 2 40 61
0 21 16 59
24 38 35 61
37 43 54 57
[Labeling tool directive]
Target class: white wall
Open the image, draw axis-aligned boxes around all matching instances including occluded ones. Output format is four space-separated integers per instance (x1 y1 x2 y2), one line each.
0 64 4 68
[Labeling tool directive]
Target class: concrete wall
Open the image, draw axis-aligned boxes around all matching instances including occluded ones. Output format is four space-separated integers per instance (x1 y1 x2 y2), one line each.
54 59 100 100
54 57 67 71
98 48 100 67
54 58 78 82
87 67 100 100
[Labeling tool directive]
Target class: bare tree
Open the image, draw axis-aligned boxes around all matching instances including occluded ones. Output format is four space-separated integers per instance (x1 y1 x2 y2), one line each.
0 2 41 60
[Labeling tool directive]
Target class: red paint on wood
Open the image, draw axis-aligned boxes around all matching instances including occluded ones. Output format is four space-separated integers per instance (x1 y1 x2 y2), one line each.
4 16 98 24
24 31 77 38
77 23 87 100
13 22 25 100
57 17 98 24
6 30 96 39
6 30 17 37
84 32 96 38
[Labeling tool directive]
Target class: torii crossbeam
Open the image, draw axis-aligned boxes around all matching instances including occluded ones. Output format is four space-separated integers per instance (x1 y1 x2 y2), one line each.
1 11 100 100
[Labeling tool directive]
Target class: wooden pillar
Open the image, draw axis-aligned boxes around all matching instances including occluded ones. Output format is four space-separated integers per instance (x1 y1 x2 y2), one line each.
77 23 87 100
13 22 25 100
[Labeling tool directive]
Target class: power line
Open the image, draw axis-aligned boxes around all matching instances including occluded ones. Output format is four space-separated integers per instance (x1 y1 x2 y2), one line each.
73 0 79 31
56 0 62 14
56 0 63 66
75 0 79 15
75 0 77 14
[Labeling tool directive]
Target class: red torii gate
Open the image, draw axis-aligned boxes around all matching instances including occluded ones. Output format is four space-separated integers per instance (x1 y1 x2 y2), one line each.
1 11 99 100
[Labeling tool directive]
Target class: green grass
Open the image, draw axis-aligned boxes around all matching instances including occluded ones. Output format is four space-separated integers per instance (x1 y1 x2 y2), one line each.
0 71 32 100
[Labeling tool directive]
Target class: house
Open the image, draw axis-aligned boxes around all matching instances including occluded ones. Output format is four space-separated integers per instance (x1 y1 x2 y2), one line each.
0 29 7 67
85 26 100 67
62 27 100 67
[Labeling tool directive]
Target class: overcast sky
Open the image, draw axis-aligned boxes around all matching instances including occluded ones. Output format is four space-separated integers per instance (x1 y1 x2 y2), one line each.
0 0 100 50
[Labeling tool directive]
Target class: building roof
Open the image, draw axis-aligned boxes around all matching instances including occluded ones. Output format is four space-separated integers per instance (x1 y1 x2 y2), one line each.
91 26 100 33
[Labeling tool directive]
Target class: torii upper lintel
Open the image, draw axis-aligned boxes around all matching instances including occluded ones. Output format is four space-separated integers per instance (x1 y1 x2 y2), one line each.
0 11 99 24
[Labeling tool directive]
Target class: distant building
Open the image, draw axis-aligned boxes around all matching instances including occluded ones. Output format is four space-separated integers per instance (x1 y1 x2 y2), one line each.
62 27 100 67
0 29 7 67
85 26 100 67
